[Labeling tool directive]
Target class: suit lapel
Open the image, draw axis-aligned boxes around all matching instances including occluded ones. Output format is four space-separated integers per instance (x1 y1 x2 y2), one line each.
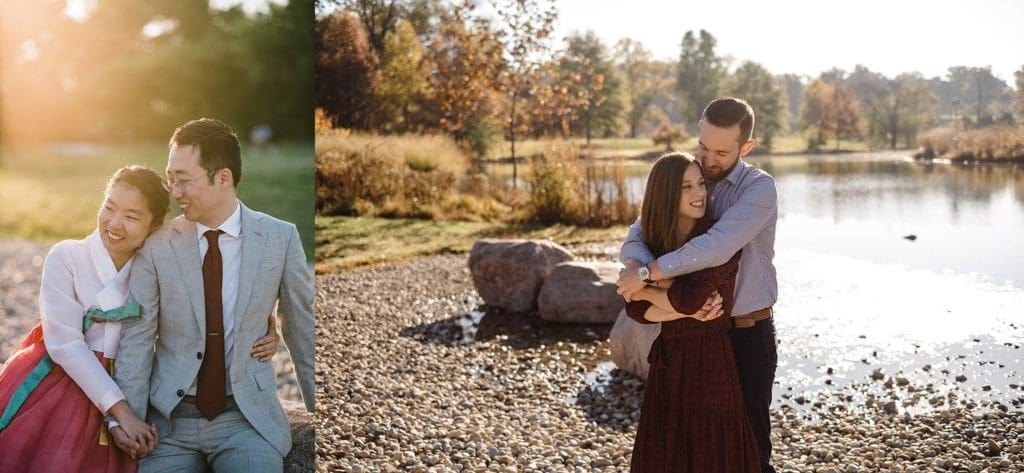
169 218 206 333
233 203 265 330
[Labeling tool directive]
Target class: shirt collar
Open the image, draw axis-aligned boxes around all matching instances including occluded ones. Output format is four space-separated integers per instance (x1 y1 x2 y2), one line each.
720 158 746 186
196 199 242 240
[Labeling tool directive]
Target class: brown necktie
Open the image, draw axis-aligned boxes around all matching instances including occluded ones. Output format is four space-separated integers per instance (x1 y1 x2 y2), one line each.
197 229 226 420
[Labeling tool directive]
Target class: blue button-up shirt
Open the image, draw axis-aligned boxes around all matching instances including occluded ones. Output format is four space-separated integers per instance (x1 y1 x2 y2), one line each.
620 158 778 316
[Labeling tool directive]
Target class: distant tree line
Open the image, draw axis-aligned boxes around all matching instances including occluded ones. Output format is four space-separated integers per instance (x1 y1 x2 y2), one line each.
317 0 1024 153
1 0 313 143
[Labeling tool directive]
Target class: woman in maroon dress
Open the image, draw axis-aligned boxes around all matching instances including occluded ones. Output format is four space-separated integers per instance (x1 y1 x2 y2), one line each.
624 152 761 472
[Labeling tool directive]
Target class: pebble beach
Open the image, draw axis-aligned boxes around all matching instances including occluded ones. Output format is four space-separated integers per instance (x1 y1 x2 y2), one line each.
315 249 1024 472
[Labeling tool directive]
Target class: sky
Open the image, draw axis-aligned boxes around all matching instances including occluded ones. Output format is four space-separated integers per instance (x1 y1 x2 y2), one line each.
543 0 1023 85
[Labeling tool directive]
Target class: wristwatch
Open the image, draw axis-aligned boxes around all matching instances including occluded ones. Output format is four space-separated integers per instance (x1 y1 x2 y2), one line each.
638 265 651 283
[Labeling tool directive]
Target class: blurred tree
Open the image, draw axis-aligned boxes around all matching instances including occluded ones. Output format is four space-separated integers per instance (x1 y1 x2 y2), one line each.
724 61 786 150
1015 65 1024 121
561 31 624 146
615 38 670 139
946 66 1011 127
378 20 429 132
676 30 725 131
425 16 504 147
405 0 456 44
818 67 847 83
800 79 865 150
524 58 586 138
776 73 805 132
651 122 688 151
490 0 557 188
342 0 406 55
845 65 888 143
315 11 380 129
856 70 937 149
2 0 314 142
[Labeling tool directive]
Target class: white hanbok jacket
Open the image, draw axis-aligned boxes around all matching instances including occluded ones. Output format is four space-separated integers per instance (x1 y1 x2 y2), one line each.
39 229 132 414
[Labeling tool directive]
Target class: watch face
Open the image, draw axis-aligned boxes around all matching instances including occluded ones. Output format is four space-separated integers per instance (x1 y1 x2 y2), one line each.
639 266 650 281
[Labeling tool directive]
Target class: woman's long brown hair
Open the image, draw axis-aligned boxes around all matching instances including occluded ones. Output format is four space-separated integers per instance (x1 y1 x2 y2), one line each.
640 152 703 258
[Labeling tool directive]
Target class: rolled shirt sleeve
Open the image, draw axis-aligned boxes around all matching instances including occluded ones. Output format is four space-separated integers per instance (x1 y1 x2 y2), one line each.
619 218 656 266
39 243 125 414
656 176 777 278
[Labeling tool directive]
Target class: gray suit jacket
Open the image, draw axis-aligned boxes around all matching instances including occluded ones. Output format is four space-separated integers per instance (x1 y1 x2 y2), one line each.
117 202 315 456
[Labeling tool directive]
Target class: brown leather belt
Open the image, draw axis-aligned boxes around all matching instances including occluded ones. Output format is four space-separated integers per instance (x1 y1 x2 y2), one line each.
731 307 772 329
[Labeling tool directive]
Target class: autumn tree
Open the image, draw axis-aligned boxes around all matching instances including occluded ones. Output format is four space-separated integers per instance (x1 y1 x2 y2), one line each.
315 11 379 130
490 0 557 188
724 61 787 151
676 30 725 130
377 19 428 132
800 79 865 150
560 31 624 146
524 58 587 138
426 15 504 148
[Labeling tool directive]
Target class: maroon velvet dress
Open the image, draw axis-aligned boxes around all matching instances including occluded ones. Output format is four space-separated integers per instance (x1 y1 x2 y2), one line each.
625 221 761 473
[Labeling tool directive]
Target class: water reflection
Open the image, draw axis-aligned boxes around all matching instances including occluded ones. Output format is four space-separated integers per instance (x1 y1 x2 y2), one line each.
492 152 1024 286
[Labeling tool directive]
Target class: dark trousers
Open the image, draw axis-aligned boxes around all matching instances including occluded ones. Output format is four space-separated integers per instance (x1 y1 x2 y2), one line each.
729 317 778 473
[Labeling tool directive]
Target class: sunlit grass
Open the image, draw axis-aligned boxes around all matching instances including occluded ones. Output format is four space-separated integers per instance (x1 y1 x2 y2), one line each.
317 130 471 175
314 215 629 273
0 142 314 260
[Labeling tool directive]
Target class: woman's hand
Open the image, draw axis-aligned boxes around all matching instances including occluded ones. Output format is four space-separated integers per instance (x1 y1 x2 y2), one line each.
693 291 724 321
108 400 158 459
251 313 280 361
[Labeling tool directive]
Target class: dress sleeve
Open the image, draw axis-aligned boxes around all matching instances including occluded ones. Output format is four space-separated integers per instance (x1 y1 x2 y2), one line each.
624 300 658 324
666 250 742 314
39 243 125 414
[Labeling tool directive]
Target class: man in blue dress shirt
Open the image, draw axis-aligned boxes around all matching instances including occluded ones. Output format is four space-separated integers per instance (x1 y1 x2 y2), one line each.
617 97 779 473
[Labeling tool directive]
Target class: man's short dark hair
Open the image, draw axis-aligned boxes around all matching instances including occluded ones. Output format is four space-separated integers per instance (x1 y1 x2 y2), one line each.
700 97 755 144
169 118 242 187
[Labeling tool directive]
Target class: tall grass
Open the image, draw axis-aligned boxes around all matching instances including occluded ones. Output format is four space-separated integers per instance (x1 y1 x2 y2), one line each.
526 145 638 226
917 126 1024 162
315 130 511 220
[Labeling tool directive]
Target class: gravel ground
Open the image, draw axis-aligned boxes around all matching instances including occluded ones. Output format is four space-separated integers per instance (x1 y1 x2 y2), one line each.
316 251 1024 473
0 238 301 402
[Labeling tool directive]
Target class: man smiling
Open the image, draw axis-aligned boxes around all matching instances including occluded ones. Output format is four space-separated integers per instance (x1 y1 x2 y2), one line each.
617 97 780 473
115 118 315 472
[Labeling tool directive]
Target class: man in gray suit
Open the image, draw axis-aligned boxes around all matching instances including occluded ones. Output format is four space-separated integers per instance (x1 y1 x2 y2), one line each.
114 118 315 471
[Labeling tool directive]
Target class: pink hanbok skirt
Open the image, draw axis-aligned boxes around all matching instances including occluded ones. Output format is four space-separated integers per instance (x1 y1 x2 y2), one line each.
0 323 136 473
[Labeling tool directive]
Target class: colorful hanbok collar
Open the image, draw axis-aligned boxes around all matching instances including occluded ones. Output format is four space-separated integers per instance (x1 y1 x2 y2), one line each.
85 229 134 358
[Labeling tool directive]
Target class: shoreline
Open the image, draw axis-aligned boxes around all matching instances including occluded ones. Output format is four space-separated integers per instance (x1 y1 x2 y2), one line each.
316 252 1024 471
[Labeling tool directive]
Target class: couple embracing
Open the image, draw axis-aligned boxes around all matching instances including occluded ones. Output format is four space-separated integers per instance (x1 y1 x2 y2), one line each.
0 118 315 472
618 97 779 472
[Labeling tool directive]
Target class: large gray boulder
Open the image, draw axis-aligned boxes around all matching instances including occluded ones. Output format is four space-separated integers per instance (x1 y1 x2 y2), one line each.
282 400 315 473
608 309 661 380
468 239 574 313
538 261 623 324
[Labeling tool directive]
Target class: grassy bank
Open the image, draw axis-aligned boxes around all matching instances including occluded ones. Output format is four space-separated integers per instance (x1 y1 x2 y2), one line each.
314 215 628 273
917 126 1024 162
0 142 315 260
